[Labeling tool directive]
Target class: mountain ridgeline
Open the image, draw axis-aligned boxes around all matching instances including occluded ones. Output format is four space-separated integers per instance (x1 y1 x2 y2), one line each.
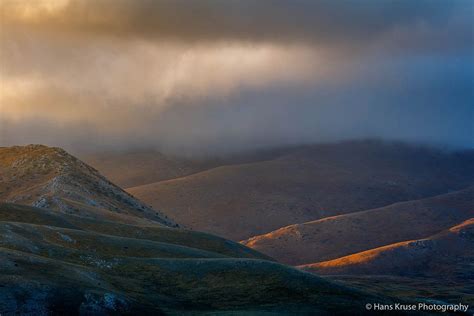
0 144 406 315
124 141 474 240
0 145 175 226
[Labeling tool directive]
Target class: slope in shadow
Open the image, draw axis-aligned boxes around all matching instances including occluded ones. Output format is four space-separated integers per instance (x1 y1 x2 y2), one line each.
128 141 474 240
0 203 396 315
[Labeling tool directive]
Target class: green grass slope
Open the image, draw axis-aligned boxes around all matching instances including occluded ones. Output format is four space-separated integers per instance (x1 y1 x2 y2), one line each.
0 203 398 315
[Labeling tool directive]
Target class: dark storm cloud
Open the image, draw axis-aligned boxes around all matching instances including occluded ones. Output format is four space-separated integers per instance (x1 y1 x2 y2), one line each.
4 0 472 50
3 54 472 155
1 0 473 154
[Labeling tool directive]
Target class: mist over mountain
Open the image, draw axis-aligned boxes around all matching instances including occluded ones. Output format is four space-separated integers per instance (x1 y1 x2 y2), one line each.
1 0 472 154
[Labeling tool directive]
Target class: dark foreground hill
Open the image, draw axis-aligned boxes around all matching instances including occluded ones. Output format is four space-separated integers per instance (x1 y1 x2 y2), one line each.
0 203 394 315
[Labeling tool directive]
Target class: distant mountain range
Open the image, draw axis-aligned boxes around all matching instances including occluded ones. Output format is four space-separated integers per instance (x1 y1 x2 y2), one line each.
119 141 474 241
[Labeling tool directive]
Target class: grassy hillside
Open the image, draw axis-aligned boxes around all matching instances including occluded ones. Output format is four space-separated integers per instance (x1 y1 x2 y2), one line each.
81 147 295 188
242 187 474 265
128 141 474 240
300 218 474 279
0 145 175 226
81 149 220 188
0 203 395 315
1 142 471 314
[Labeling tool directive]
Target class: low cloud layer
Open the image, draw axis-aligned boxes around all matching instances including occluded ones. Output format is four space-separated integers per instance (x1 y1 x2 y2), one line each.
1 0 473 154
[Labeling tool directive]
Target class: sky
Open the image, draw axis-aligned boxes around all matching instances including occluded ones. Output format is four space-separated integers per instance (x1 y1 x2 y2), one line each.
0 0 473 155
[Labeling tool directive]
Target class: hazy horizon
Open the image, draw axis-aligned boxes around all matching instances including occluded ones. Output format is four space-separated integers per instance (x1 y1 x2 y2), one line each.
1 0 473 155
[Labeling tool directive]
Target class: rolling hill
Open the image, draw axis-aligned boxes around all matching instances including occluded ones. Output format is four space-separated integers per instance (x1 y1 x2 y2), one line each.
300 218 474 280
0 145 175 226
0 145 401 314
0 203 393 314
128 141 474 240
242 187 474 265
81 146 296 188
80 149 220 188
